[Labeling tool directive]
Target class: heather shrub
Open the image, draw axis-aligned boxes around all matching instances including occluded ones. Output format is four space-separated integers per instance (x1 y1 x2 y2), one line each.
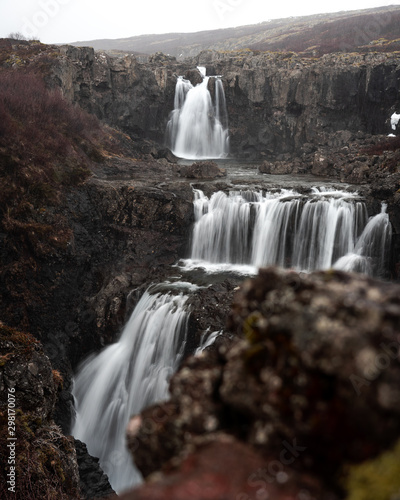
0 69 105 256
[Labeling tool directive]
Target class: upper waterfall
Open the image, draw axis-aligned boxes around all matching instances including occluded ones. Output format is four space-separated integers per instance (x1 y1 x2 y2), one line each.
166 67 229 159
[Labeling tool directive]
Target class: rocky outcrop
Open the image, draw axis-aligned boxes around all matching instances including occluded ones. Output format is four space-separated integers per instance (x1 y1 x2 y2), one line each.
192 50 400 159
177 161 226 179
1 38 400 498
0 138 196 434
74 439 115 499
120 434 328 500
124 268 400 499
55 46 400 161
0 322 81 499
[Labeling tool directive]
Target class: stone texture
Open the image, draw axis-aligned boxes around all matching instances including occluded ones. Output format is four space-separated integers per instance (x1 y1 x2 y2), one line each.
178 161 226 179
0 323 81 499
74 439 115 499
118 435 327 500
126 268 400 497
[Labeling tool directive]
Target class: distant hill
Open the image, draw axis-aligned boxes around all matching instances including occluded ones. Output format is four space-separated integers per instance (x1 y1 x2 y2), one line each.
71 5 400 58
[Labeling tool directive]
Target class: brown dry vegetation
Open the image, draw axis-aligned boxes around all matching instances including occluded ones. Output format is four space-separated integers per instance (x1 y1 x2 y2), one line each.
0 68 106 256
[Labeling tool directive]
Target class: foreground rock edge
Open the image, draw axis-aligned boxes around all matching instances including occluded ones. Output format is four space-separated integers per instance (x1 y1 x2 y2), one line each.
123 267 400 500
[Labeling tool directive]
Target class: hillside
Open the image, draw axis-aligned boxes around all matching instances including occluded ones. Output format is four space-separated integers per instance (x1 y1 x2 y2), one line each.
71 5 400 58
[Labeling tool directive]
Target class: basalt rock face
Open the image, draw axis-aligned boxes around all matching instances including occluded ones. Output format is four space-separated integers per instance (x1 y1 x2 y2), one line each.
74 439 115 499
48 45 189 144
0 149 195 435
59 47 400 158
125 268 400 499
4 40 400 165
193 50 400 159
37 43 400 164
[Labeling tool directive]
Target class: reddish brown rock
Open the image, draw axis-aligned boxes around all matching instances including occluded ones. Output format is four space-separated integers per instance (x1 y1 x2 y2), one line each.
120 436 325 500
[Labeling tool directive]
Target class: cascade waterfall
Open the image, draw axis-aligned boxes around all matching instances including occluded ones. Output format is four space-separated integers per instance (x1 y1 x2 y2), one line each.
186 188 392 278
71 289 189 493
333 203 392 276
71 185 392 495
166 68 229 159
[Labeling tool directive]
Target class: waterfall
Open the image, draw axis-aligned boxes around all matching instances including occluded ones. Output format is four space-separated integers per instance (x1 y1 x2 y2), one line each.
334 203 392 277
166 69 229 159
184 188 391 278
71 288 189 493
195 329 222 355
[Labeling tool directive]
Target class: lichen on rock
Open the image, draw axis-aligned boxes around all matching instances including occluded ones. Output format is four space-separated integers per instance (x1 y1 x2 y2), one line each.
125 267 400 499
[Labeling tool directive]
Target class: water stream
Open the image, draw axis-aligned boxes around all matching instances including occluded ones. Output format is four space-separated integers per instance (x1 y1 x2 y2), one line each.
71 288 189 493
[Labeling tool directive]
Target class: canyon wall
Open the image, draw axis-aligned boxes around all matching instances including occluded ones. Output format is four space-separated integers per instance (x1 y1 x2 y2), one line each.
50 46 400 159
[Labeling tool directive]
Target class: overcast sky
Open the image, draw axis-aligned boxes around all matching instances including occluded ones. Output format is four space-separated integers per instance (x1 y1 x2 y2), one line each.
0 0 397 44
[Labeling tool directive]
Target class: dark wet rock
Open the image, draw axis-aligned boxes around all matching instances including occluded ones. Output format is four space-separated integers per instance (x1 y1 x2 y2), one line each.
126 268 400 497
259 160 293 175
185 68 203 86
0 323 81 498
154 147 178 163
4 41 400 164
74 439 115 499
185 280 238 353
0 149 195 433
0 322 57 420
178 161 226 179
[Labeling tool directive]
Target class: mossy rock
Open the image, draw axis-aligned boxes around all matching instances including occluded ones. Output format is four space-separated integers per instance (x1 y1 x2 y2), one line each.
343 440 400 500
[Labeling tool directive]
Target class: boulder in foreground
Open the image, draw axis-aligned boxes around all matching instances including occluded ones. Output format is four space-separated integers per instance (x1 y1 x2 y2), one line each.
125 268 400 499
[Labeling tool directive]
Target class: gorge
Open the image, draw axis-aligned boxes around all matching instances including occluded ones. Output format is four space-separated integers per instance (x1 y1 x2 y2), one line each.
70 180 393 494
1 16 400 499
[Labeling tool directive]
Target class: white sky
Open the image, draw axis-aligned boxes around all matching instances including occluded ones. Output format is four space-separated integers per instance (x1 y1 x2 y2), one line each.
0 0 397 44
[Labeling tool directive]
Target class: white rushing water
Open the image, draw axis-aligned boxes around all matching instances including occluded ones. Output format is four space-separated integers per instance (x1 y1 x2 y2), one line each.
194 329 223 355
166 68 229 159
71 185 392 495
71 289 189 493
391 112 400 131
183 188 391 278
333 203 392 277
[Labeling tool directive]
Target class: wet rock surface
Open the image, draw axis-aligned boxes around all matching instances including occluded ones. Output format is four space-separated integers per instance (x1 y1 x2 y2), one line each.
74 439 115 499
125 268 400 499
177 161 227 179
